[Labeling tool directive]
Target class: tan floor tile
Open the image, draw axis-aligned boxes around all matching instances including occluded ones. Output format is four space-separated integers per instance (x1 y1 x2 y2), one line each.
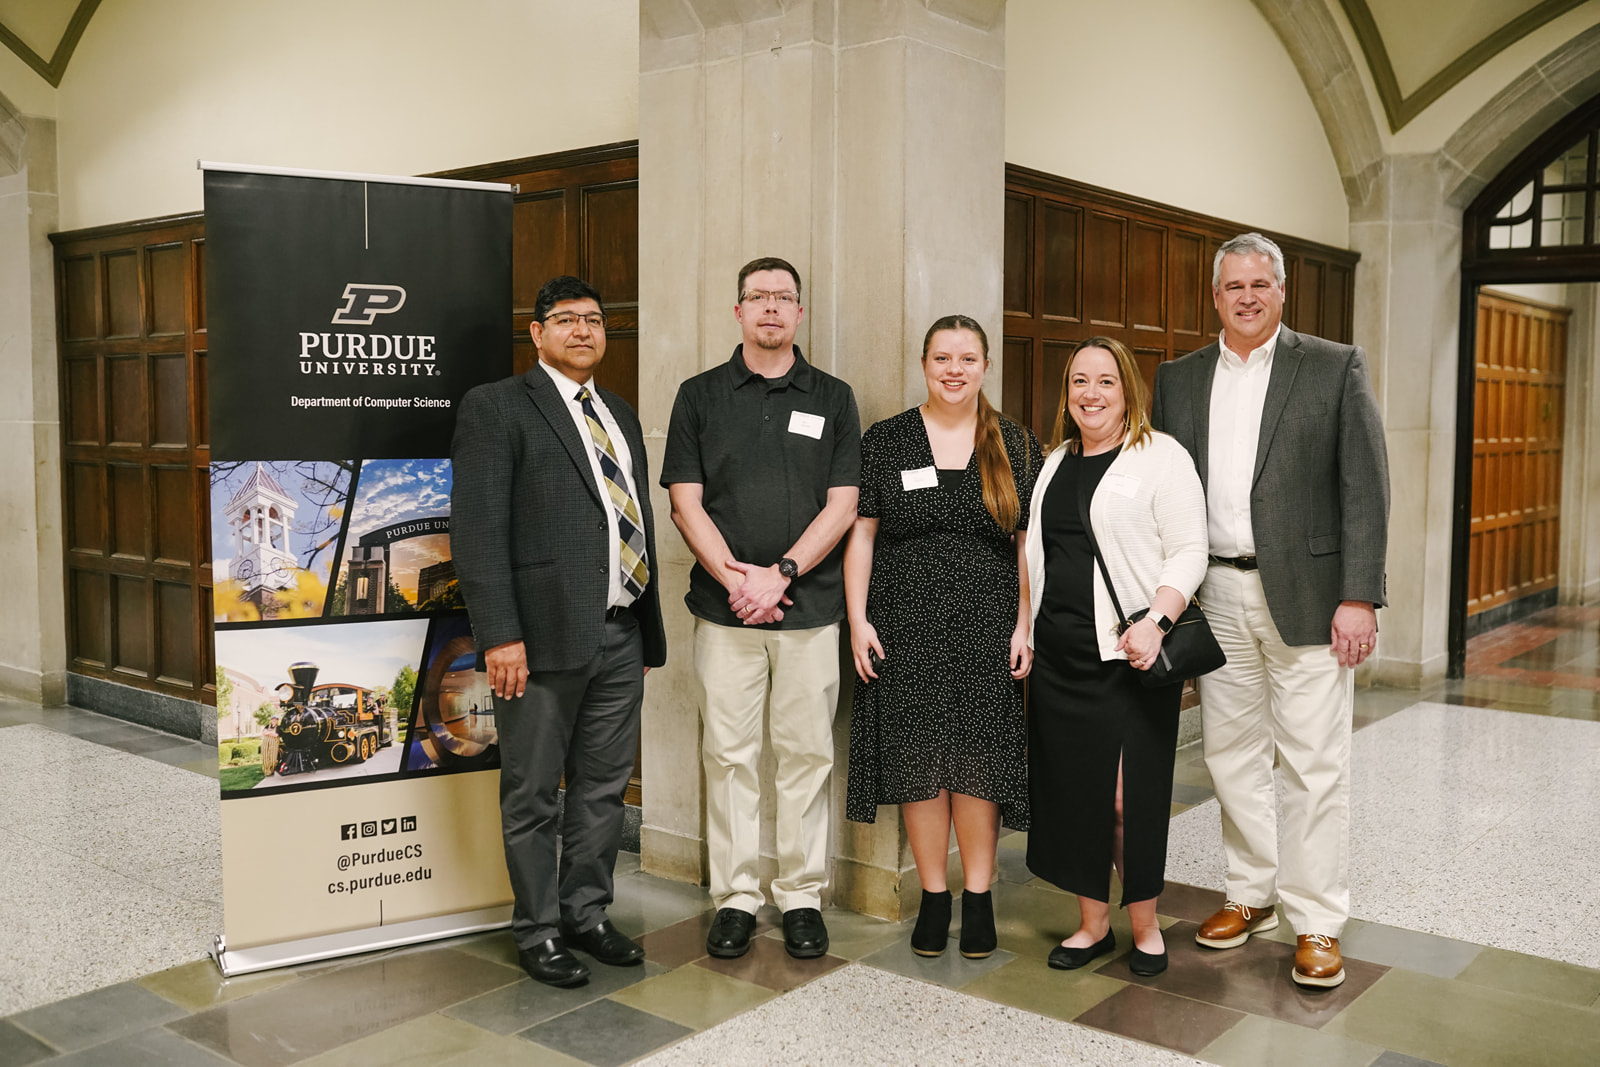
137 958 298 1012
1324 967 1600 1067
298 1013 500 1066
1200 1014 1383 1067
1454 945 1600 1007
961 956 1124 1022
608 964 776 1030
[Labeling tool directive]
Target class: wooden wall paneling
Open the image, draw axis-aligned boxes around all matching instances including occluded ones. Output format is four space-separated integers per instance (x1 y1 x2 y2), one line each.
1084 211 1127 328
1170 230 1206 338
1003 193 1032 316
1001 166 1360 446
1129 222 1166 333
104 250 140 338
1000 336 1029 426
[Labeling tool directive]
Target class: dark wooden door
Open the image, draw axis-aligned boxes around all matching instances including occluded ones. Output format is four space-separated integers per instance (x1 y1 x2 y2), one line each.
51 215 213 705
1469 289 1567 617
435 143 640 410
1002 166 1359 441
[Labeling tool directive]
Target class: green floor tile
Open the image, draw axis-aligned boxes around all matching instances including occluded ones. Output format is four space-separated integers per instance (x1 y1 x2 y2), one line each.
1201 1014 1383 1067
297 1013 500 1066
960 956 1124 1023
607 964 776 1030
1453 945 1600 1008
439 1034 587 1065
1324 967 1600 1067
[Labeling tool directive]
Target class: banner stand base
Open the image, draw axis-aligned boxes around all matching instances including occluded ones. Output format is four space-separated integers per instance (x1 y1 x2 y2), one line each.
211 905 513 977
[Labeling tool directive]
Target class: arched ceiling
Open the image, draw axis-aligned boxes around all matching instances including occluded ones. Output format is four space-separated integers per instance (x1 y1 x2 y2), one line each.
0 0 99 87
1340 0 1591 130
0 0 1584 136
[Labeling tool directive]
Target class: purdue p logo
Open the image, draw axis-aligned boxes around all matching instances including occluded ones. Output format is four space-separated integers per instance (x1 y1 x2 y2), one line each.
332 283 407 325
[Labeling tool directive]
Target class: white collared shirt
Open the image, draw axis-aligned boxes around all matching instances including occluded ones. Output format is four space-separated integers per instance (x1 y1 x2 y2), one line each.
538 359 640 609
1206 324 1281 556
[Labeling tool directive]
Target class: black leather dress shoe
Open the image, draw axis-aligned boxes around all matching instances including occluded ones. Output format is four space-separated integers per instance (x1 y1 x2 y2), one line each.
565 919 645 966
1129 946 1169 976
1047 930 1115 971
518 937 590 987
782 907 829 959
706 907 757 959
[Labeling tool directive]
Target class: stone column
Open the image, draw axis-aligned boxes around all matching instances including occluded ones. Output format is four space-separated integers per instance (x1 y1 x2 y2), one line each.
638 0 1006 918
1346 154 1462 687
0 97 65 705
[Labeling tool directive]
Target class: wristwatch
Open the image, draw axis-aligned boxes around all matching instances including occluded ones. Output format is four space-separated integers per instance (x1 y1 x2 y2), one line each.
778 557 799 580
1148 612 1174 634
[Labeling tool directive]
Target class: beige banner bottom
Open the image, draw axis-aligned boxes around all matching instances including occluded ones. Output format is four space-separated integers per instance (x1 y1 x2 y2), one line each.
217 767 511 972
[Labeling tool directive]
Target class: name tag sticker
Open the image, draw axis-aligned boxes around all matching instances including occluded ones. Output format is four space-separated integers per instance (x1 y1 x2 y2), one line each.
788 411 825 439
901 466 938 491
1102 472 1140 499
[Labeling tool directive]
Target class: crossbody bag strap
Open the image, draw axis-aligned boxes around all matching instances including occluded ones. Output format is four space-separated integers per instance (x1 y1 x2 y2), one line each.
1074 458 1130 631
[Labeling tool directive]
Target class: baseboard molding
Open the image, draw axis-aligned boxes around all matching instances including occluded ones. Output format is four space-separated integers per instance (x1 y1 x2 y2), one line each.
0 661 65 705
66 672 209 742
640 824 706 885
1467 588 1558 637
1370 653 1449 688
831 855 917 921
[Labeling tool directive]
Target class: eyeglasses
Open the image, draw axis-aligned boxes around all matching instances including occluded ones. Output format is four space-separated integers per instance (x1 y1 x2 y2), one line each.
740 290 799 307
544 312 606 331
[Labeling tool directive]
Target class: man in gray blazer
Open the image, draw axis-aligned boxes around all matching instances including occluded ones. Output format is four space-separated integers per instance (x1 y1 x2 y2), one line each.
452 275 667 987
1151 233 1388 990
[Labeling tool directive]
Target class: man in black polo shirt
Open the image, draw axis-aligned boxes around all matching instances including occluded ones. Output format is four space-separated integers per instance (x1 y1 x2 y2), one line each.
662 256 861 961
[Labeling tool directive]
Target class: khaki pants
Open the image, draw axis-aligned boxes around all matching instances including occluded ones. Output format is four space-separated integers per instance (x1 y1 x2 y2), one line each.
1197 564 1353 937
694 619 840 914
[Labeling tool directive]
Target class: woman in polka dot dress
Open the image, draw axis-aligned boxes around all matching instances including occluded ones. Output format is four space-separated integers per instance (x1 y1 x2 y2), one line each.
843 314 1041 961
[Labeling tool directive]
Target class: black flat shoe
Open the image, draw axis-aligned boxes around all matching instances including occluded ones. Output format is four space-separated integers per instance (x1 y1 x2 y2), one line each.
706 907 756 959
1048 930 1115 971
911 890 952 957
565 919 645 966
782 907 829 959
1129 946 1168 976
518 937 590 987
959 890 996 959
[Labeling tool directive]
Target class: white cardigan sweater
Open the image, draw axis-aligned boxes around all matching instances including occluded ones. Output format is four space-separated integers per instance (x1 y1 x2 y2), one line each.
1025 430 1208 661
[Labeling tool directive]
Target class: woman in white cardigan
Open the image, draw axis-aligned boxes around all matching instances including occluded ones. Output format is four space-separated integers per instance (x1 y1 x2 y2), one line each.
1024 337 1207 978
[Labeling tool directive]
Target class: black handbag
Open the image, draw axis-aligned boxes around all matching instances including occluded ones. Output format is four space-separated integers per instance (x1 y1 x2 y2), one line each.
1075 467 1225 688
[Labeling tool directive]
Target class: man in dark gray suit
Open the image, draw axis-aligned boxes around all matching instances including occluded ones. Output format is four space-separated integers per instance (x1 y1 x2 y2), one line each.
1151 233 1388 990
452 275 667 987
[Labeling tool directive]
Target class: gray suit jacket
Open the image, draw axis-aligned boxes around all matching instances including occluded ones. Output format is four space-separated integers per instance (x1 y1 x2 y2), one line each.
1150 327 1389 647
450 367 667 672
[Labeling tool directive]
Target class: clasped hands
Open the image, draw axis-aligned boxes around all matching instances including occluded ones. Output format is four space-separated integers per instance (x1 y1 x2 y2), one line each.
727 559 792 625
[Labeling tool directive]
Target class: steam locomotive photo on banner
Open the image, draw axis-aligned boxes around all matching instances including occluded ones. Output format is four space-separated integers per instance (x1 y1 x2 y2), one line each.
215 618 428 795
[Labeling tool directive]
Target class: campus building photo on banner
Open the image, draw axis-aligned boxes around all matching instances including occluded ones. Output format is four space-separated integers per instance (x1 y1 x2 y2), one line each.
203 163 514 973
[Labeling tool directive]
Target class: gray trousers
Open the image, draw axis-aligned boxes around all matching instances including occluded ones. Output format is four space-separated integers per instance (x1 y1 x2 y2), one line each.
498 612 643 948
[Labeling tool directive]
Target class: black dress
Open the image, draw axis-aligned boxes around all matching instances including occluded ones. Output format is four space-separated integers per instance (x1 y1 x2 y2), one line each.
1026 446 1182 905
846 408 1041 831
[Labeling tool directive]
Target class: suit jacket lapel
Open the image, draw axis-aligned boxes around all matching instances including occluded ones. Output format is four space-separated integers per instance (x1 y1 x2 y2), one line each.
1190 345 1221 488
525 369 603 507
1253 327 1304 488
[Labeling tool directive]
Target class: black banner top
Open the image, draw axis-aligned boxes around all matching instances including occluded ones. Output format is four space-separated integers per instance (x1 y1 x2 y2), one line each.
204 169 512 461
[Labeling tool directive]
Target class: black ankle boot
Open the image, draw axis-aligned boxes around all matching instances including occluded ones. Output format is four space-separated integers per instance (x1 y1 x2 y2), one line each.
959 889 996 958
910 889 952 957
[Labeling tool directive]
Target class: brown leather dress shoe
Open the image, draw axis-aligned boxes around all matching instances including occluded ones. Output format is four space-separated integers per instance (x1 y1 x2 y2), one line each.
1194 901 1278 949
1292 934 1345 988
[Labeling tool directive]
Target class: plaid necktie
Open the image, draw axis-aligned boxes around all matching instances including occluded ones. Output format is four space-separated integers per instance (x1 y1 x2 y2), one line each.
577 387 649 600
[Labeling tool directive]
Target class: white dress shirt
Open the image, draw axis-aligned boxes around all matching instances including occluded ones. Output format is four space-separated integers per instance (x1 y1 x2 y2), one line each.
538 359 640 609
1206 324 1280 557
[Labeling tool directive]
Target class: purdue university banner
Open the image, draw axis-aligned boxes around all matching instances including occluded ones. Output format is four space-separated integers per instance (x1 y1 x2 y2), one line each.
203 163 515 975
